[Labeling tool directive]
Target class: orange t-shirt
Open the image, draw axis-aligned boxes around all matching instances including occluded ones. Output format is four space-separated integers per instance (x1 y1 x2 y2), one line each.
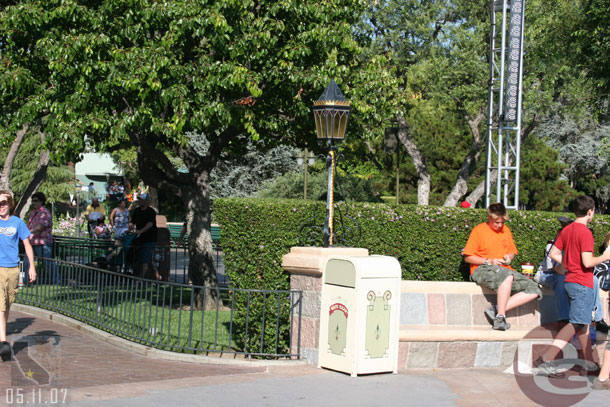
463 222 518 275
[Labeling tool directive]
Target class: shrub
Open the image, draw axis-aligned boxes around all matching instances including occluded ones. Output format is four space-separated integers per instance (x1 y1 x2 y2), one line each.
214 198 610 354
215 198 610 285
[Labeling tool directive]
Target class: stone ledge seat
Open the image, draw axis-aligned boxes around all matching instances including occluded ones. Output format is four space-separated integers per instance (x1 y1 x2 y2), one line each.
400 325 610 342
400 325 536 342
399 279 609 369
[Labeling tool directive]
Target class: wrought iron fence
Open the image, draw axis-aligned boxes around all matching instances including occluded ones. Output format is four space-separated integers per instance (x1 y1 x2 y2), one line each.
17 257 302 359
52 235 207 285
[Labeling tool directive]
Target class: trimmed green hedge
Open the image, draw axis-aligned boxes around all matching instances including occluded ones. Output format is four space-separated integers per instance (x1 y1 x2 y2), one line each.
214 198 610 355
215 198 610 288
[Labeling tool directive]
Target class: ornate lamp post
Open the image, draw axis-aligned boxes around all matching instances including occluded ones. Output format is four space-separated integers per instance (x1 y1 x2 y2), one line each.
297 149 316 200
312 80 351 247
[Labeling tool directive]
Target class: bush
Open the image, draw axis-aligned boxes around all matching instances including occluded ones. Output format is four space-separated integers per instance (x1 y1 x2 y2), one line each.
215 198 610 285
214 198 610 354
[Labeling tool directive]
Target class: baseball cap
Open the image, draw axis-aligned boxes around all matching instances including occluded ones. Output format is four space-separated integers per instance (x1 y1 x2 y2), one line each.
557 216 573 226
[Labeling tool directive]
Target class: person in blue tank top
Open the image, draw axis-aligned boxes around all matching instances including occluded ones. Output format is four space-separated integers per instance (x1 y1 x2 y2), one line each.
0 190 36 362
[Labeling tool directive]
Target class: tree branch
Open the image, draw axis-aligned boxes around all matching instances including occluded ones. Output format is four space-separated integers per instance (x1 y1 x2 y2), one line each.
15 130 50 218
0 124 29 191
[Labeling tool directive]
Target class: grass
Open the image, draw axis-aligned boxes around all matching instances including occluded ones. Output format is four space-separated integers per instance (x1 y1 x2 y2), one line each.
16 282 239 354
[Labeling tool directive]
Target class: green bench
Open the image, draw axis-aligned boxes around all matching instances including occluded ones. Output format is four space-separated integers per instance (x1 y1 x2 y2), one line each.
166 222 221 249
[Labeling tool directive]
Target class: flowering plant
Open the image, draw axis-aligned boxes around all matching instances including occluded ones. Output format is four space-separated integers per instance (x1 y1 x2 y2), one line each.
53 214 87 237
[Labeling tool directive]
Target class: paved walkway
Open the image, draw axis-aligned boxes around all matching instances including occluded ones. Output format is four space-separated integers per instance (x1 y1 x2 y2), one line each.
1 308 609 407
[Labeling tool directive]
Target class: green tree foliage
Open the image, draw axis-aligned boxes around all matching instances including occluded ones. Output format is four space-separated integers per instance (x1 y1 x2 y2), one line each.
257 169 382 203
350 0 609 209
0 1 386 306
8 133 74 205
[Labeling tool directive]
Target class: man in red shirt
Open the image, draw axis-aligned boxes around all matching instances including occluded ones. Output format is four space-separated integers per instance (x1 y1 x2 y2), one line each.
537 195 610 380
463 203 541 331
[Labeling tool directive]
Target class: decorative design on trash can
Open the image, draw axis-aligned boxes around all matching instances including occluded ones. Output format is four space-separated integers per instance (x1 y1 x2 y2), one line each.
327 302 348 355
365 290 391 359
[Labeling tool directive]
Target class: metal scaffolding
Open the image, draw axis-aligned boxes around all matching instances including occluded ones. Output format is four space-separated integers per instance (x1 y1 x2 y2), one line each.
485 0 526 209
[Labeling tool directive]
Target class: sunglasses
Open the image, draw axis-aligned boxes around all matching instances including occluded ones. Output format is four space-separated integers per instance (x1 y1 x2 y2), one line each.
0 200 9 207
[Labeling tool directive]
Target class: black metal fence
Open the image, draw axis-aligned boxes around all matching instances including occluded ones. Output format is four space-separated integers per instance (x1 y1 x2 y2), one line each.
52 235 203 285
18 256 302 359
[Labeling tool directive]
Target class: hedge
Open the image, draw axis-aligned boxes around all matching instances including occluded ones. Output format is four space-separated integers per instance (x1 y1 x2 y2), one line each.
213 198 610 355
215 198 610 287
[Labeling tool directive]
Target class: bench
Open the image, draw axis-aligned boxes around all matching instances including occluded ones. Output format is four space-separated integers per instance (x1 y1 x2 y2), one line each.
399 280 609 369
166 222 221 250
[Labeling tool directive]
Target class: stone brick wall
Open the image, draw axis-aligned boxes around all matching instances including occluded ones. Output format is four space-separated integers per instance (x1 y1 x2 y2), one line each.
284 250 610 369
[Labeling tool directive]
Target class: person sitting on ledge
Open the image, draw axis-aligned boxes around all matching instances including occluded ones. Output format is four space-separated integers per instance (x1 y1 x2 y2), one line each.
463 202 542 331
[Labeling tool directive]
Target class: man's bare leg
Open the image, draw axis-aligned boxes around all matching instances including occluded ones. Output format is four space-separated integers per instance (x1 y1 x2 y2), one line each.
496 275 513 316
576 325 594 364
506 292 539 313
598 350 610 381
0 310 7 342
541 323 577 362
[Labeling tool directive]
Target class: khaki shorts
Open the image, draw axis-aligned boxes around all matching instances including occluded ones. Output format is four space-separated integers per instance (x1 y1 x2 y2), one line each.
0 266 20 312
472 265 543 299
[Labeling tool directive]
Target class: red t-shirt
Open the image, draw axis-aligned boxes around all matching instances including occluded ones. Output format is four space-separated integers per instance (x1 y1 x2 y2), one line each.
463 222 518 275
554 222 594 288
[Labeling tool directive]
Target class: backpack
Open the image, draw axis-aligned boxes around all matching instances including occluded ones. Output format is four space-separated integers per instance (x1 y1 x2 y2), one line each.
594 261 610 291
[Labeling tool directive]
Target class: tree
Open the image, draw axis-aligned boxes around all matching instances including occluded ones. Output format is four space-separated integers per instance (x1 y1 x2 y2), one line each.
0 1 376 307
354 0 607 208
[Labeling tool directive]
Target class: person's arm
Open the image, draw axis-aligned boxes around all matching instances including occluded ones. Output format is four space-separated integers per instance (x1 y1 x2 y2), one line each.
553 263 566 275
464 255 507 267
22 238 37 283
502 252 515 265
136 221 153 235
549 245 563 265
109 208 116 227
581 250 610 268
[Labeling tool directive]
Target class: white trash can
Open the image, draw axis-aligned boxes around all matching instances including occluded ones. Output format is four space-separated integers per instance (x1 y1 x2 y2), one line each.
318 255 401 376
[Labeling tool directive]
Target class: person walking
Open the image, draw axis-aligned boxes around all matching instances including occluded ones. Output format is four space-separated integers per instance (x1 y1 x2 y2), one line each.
0 190 36 362
536 195 610 378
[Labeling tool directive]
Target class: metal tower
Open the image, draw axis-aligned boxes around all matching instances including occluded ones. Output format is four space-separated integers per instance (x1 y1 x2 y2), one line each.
485 0 526 209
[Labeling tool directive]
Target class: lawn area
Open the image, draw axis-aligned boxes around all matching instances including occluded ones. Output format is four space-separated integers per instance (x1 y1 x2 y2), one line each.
16 282 238 354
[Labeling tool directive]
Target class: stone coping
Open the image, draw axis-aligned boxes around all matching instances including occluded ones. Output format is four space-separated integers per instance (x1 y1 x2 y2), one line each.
282 246 369 276
400 325 536 342
400 325 609 342
400 279 609 300
401 280 552 295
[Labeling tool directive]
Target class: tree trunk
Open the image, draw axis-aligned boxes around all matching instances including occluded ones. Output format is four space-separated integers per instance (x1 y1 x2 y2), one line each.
131 129 236 310
184 177 220 310
464 120 537 208
396 116 430 205
466 169 497 207
15 147 50 219
364 140 384 170
443 109 485 207
0 124 29 191
148 186 159 213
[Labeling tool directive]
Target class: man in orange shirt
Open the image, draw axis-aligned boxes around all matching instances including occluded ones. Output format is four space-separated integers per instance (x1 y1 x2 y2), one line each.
463 203 541 330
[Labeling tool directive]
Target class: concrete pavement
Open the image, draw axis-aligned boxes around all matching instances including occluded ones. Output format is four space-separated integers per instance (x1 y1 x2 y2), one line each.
1 307 609 407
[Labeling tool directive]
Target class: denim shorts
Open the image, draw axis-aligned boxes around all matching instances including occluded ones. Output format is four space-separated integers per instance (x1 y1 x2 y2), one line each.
565 282 595 325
